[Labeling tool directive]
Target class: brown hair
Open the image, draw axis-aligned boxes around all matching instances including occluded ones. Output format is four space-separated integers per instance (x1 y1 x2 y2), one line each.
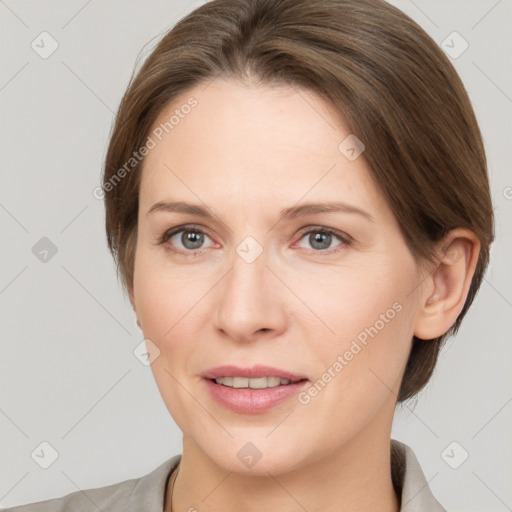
102 0 494 403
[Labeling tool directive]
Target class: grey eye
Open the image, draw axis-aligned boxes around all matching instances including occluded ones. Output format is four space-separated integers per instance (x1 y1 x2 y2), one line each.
170 229 212 251
298 230 344 251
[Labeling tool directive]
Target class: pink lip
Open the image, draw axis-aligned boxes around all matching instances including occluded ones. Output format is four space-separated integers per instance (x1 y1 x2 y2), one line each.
201 365 308 381
201 365 309 414
204 380 309 414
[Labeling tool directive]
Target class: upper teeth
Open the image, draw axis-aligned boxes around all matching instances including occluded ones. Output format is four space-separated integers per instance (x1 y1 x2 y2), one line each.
214 376 293 388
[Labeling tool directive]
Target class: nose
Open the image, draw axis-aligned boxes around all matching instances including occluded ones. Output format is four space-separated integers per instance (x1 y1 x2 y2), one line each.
214 245 287 343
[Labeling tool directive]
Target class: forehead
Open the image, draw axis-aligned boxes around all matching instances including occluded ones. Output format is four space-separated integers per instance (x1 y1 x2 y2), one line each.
139 78 384 217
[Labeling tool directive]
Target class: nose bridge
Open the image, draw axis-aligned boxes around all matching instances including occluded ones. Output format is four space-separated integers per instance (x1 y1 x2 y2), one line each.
214 240 285 340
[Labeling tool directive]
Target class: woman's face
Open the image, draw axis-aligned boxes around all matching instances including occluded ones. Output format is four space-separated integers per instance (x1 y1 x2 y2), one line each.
132 78 427 474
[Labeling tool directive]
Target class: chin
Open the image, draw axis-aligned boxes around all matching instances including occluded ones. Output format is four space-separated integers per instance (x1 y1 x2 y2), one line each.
193 432 312 477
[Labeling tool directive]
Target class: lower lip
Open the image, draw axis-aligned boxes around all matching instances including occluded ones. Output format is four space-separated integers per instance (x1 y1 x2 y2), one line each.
204 378 309 414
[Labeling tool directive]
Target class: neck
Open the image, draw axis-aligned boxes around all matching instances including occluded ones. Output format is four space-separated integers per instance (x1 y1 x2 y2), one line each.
167 426 400 512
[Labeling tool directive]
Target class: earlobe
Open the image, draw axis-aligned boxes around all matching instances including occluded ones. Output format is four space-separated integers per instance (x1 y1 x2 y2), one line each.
414 229 480 340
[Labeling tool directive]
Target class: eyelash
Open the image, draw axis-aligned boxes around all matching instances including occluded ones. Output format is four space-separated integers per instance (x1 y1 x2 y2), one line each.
158 224 352 256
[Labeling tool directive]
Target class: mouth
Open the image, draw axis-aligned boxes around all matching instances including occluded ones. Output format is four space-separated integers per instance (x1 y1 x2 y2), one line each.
201 365 309 414
212 376 305 388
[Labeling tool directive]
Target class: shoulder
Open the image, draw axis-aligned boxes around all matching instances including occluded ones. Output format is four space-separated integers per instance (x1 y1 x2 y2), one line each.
391 439 448 512
1 455 181 512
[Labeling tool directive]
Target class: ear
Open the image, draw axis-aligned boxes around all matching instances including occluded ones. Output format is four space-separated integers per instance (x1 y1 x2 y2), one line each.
414 228 481 340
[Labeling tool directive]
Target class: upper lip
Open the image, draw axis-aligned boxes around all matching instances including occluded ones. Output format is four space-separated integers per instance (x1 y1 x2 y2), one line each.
202 365 308 382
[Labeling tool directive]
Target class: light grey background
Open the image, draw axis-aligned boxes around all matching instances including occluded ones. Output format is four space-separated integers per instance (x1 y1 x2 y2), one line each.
0 1 510 510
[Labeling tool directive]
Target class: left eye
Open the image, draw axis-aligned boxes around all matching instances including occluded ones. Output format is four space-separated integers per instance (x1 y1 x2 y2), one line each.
296 228 347 252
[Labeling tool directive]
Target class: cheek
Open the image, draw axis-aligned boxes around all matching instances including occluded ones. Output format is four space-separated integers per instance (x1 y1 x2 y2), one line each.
133 247 205 337
306 258 414 342
132 246 217 399
133 257 202 430
303 259 418 415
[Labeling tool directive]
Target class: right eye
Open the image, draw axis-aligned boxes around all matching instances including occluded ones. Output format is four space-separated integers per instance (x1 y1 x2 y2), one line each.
159 225 216 255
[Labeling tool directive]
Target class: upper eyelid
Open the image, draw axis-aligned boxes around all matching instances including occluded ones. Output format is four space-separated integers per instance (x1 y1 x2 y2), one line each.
297 225 348 237
162 224 215 243
164 224 347 237
293 227 350 251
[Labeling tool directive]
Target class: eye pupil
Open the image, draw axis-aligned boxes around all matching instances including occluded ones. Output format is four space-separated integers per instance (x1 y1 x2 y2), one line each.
182 230 204 250
310 232 331 250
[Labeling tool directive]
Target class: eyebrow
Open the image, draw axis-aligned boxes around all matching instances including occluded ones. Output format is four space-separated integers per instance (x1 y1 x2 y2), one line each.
147 200 375 223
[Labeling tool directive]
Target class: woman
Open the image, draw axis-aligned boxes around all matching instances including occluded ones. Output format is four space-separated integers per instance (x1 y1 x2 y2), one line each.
4 0 494 510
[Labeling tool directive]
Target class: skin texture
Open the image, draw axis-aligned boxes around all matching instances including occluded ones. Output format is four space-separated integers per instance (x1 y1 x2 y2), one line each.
129 78 480 512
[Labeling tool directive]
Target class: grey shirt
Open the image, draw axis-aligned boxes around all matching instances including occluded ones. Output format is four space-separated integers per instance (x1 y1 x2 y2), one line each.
2 439 447 511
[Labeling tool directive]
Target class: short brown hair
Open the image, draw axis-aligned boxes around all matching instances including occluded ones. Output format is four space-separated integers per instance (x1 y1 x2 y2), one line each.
102 0 494 402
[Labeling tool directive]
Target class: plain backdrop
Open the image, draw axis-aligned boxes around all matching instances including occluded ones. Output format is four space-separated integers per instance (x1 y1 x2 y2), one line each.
1 1 511 510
